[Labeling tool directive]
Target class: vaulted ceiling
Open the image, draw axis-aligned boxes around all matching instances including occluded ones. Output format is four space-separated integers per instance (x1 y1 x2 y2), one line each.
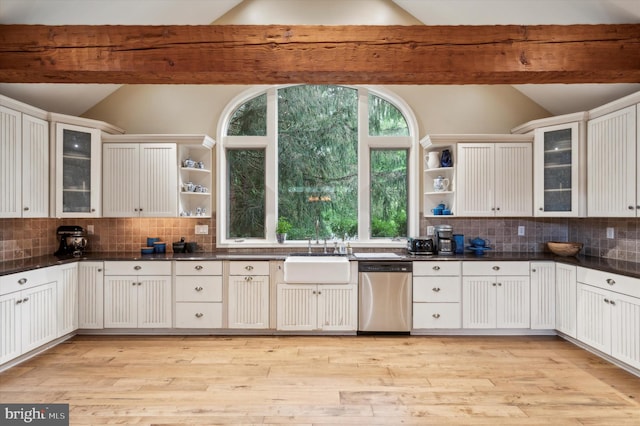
1 0 639 116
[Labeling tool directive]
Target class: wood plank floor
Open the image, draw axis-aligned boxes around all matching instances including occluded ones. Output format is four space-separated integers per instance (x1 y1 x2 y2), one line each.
1 335 640 425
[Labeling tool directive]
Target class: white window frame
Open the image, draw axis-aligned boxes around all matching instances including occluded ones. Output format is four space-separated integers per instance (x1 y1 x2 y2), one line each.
216 85 418 248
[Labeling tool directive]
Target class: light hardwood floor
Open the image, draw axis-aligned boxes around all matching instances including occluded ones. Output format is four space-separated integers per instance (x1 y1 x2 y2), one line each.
1 335 640 425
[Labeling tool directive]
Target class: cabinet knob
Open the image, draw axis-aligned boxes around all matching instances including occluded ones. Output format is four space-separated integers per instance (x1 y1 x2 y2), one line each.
23 207 29 211
245 265 254 271
432 287 441 292
132 282 137 286
139 208 143 211
531 268 536 272
91 208 95 212
195 286 203 291
97 268 103 272
432 313 441 319
432 266 440 271
195 313 204 318
317 291 322 295
195 265 203 270
496 207 500 211
610 300 616 306
492 266 500 271
606 278 615 285
22 297 29 302
492 283 497 286
134 208 139 212
18 278 27 285
497 282 502 286
134 265 142 270
16 299 23 305
629 206 635 210
539 207 544 211
604 298 610 304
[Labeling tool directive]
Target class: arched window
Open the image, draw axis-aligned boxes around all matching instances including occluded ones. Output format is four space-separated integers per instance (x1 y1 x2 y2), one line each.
217 85 418 247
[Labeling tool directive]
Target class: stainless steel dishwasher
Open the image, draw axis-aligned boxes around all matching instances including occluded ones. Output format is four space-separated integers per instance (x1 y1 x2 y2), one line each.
358 262 412 332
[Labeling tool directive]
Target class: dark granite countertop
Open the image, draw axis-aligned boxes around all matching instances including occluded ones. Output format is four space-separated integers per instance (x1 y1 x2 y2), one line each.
2 251 640 280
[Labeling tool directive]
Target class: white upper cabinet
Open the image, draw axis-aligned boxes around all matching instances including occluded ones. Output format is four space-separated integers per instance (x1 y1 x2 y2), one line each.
457 141 532 217
587 104 638 217
102 143 178 217
0 103 49 218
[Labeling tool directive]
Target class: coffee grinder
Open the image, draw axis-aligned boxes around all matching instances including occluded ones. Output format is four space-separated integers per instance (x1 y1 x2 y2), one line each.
434 224 455 255
55 225 88 257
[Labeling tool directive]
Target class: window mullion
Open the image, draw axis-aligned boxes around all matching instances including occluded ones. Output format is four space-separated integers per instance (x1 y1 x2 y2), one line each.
358 88 370 241
265 88 278 240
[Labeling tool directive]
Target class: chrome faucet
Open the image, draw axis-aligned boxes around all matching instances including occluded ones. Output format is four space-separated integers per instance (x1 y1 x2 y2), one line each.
315 218 320 244
308 238 312 254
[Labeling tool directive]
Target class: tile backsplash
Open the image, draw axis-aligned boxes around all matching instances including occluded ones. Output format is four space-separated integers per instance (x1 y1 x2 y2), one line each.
1 216 638 263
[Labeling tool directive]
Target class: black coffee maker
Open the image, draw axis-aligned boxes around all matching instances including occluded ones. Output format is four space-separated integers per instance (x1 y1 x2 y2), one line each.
55 225 88 257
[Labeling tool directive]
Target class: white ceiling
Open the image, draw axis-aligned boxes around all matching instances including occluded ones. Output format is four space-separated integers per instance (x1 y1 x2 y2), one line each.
1 0 639 116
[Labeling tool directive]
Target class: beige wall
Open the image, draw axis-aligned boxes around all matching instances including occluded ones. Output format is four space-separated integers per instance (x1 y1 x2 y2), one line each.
84 84 550 137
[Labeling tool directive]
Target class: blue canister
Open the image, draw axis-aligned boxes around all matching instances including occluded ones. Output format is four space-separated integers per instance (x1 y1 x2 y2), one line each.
147 237 159 247
453 234 464 254
153 242 166 253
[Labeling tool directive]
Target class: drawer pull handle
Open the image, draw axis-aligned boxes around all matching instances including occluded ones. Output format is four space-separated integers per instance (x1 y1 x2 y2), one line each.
22 297 29 303
195 265 203 270
629 206 635 210
492 266 500 271
18 278 27 285
604 298 610 304
195 286 203 291
432 287 441 292
134 265 142 271
16 299 23 304
432 313 441 319
610 300 616 306
195 313 204 318
606 278 615 285
245 265 254 271
432 266 440 271
244 276 253 281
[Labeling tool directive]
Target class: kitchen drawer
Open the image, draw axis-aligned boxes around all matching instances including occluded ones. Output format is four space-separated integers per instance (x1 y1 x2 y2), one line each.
175 302 222 328
0 266 59 295
462 261 529 276
229 261 270 276
175 276 222 302
175 261 222 276
577 267 640 299
413 303 461 329
413 261 461 276
104 261 171 276
413 276 461 302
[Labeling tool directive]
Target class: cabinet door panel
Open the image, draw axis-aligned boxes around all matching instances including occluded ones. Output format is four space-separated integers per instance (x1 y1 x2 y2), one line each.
577 283 610 353
318 285 357 331
21 282 57 353
456 144 494 216
78 262 104 329
496 276 530 328
530 262 555 330
139 144 177 217
228 276 269 328
495 143 532 216
137 276 172 328
556 264 577 337
610 293 640 370
587 105 636 217
0 106 21 218
277 284 316 331
22 114 48 217
0 292 21 364
462 277 496 328
104 276 138 328
57 263 78 336
102 144 140 217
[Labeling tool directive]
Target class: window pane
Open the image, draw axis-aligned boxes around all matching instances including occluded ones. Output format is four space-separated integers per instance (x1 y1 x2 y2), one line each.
370 149 408 238
227 149 265 238
278 85 358 240
227 93 267 136
368 94 409 136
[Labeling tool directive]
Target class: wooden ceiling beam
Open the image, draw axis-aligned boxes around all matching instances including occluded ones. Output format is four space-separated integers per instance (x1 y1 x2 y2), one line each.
0 24 639 84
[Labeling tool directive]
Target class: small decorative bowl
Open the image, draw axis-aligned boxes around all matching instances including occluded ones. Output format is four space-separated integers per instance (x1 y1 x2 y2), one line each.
547 241 583 257
141 246 155 255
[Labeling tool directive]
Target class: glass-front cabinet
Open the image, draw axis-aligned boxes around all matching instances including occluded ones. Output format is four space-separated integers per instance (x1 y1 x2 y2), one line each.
54 122 101 217
513 112 587 217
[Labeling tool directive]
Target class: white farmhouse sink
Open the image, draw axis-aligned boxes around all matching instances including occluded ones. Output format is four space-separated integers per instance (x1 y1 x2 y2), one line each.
284 256 351 284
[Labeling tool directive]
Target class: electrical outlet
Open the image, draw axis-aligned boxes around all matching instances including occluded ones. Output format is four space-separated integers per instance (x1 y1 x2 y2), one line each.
87 225 94 235
426 226 435 236
518 226 525 236
606 227 614 239
195 225 209 235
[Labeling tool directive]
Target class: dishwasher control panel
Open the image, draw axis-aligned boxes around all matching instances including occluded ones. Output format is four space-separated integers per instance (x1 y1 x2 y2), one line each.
358 262 412 273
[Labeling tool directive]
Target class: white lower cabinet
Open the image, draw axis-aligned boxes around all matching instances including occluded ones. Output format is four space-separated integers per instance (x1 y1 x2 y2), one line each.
228 261 270 329
530 261 555 330
412 261 462 329
174 261 223 328
577 267 640 370
103 261 172 328
555 263 577 338
78 261 104 329
57 263 78 336
0 267 58 365
277 284 357 331
462 262 530 329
